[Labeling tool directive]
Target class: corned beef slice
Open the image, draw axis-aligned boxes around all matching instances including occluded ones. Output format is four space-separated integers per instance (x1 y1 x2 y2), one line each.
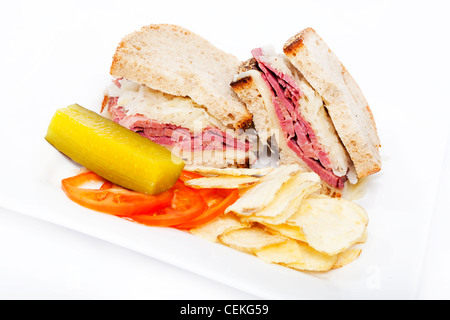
107 96 249 153
251 48 346 189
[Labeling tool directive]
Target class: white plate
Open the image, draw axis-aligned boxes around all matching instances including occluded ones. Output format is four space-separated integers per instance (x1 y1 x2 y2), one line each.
0 90 447 299
2 1 449 299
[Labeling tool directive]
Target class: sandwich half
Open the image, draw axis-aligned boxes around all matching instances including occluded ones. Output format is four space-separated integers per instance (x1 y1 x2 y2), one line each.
231 28 381 192
102 24 253 168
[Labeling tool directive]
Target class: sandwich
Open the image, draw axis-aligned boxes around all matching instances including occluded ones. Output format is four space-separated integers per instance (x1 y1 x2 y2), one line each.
231 28 381 193
102 24 253 168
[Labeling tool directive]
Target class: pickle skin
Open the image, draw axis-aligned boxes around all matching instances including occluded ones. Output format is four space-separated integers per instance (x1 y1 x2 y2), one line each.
45 104 185 195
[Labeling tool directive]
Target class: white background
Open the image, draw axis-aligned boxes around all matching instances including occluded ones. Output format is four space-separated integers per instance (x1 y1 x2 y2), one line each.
1 0 449 300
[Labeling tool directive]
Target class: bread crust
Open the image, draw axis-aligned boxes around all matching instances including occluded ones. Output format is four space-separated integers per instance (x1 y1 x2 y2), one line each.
237 58 259 73
283 28 381 178
283 32 305 57
100 95 109 114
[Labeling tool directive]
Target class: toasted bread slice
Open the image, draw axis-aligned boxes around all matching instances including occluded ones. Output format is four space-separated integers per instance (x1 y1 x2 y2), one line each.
110 24 252 130
284 28 381 178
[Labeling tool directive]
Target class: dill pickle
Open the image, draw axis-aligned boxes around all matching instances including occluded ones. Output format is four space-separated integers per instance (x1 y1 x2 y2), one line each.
45 104 185 195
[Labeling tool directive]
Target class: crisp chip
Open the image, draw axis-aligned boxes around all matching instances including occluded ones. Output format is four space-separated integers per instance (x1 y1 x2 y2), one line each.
183 166 274 177
357 230 368 244
288 196 369 256
188 164 369 273
189 213 249 243
255 240 338 272
243 172 321 225
332 249 362 269
184 175 261 189
218 227 287 254
259 223 307 242
225 164 301 215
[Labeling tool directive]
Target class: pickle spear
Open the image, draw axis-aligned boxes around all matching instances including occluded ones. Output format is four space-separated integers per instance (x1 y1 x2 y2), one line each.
45 104 185 195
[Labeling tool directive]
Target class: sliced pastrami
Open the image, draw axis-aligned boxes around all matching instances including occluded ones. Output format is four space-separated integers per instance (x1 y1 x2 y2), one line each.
287 141 346 189
107 96 249 153
252 48 346 189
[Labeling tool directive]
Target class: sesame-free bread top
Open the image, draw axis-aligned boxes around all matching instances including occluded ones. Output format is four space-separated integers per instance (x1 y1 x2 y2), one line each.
284 28 381 178
110 24 252 130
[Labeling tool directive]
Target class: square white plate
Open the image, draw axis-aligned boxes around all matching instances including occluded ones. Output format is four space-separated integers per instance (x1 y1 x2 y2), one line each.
2 0 449 299
0 87 447 299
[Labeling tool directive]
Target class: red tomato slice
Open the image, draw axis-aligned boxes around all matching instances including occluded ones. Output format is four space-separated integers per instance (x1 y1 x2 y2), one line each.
61 170 239 229
129 181 206 227
61 171 173 216
175 188 240 229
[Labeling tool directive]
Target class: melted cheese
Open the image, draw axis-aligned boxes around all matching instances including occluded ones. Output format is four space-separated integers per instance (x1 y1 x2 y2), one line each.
104 79 226 132
297 77 358 184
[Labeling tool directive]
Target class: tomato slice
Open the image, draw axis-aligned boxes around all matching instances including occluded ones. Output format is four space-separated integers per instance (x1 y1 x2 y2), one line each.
61 170 240 229
175 188 240 229
129 181 206 227
61 171 173 216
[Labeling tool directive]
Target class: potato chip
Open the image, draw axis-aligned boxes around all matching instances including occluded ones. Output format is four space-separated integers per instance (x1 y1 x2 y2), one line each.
259 223 307 242
255 240 338 272
189 213 249 243
225 164 301 215
288 196 369 256
184 175 261 189
188 164 369 273
244 172 321 225
218 227 287 254
183 165 274 177
332 249 362 269
357 230 368 244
